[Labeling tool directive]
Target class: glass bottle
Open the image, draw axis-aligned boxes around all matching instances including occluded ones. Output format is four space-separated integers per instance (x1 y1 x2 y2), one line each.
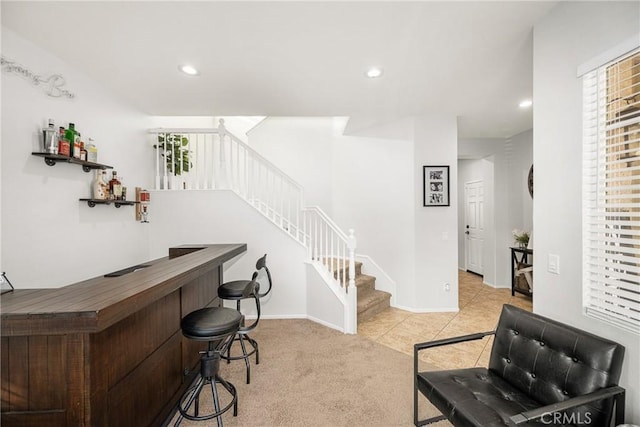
73 131 82 159
65 123 76 156
58 126 70 156
43 119 58 154
92 170 106 200
101 171 110 200
109 171 122 200
79 142 87 161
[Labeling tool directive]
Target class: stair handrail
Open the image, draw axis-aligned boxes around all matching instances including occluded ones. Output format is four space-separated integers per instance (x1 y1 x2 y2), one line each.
218 120 304 191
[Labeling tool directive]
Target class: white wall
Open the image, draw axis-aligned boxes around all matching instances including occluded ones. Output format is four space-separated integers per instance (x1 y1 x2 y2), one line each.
306 263 346 331
1 27 153 288
331 126 415 309
534 2 640 423
414 115 459 311
147 190 308 319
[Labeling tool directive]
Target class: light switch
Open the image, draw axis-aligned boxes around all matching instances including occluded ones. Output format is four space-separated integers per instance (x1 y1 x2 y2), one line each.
548 254 560 274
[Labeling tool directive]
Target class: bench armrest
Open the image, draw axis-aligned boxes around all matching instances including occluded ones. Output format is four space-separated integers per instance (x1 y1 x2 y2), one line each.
509 385 626 426
414 330 495 355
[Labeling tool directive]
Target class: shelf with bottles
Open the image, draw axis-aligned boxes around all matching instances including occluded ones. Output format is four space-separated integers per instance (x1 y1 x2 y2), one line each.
32 152 113 173
79 198 137 208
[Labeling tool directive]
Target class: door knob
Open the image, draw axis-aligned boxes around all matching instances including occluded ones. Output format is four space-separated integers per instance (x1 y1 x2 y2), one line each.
465 231 470 235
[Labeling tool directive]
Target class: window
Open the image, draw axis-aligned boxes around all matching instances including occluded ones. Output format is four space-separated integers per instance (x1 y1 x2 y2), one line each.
583 48 640 335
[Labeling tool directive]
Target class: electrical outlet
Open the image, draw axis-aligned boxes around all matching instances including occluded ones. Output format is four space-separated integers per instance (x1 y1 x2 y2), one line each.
444 283 451 292
548 254 560 274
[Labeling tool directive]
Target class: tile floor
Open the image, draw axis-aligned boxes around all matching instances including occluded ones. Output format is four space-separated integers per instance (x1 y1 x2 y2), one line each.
358 270 533 370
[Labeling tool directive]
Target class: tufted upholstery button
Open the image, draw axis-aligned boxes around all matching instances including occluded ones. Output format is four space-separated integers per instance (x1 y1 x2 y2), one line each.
563 390 569 395
514 330 519 335
540 341 545 346
506 358 511 363
572 357 579 362
531 373 536 378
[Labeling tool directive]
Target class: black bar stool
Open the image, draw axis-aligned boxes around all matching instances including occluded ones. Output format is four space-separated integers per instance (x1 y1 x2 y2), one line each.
218 254 272 384
175 306 243 427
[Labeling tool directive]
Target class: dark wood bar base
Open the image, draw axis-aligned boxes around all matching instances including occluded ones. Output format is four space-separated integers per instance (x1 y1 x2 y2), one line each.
1 244 246 427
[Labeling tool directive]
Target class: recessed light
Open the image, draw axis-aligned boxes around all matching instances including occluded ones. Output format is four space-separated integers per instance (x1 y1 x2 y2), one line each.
179 64 199 76
519 99 533 108
365 67 383 79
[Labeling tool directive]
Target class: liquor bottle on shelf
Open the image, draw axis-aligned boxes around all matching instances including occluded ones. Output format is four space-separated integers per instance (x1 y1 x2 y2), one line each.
79 142 87 161
65 123 76 156
92 170 107 200
101 171 110 200
42 119 58 154
109 171 122 200
87 138 98 163
73 132 82 159
58 126 70 156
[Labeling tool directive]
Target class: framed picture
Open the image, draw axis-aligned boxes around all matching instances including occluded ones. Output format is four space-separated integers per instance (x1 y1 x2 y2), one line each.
423 165 450 207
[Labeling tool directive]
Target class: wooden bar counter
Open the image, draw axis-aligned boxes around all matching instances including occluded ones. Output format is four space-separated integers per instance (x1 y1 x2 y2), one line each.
1 243 246 427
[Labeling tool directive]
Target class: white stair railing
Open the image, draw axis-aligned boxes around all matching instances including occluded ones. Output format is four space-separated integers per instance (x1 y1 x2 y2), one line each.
149 120 358 332
303 207 356 291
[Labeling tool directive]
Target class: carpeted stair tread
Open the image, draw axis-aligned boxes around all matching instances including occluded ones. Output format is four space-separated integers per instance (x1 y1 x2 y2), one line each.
355 274 376 295
320 257 392 324
357 289 391 323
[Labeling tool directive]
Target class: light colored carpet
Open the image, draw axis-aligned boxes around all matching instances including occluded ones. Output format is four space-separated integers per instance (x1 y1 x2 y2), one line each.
170 319 450 427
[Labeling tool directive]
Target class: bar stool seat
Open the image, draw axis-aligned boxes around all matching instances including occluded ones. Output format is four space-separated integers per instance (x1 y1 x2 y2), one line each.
175 306 242 427
182 307 242 339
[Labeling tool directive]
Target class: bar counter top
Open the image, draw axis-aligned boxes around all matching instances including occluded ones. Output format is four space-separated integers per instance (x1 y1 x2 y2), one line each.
0 243 246 337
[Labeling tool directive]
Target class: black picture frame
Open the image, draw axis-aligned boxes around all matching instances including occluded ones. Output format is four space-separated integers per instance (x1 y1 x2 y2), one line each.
423 165 450 207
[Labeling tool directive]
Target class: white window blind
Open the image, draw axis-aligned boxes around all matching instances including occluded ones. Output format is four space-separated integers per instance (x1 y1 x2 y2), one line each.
583 48 640 335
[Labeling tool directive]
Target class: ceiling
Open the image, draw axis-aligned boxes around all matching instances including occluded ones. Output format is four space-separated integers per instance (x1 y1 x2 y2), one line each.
1 1 556 138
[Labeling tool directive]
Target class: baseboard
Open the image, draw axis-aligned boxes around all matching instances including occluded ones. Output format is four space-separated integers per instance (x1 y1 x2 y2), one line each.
306 314 345 333
240 313 345 333
392 304 459 313
243 314 306 320
482 282 510 290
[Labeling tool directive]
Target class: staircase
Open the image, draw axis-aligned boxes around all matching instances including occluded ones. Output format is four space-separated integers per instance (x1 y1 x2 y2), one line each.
331 259 391 323
150 120 395 333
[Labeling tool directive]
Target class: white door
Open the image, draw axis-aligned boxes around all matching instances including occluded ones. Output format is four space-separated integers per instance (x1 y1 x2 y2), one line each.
465 181 484 275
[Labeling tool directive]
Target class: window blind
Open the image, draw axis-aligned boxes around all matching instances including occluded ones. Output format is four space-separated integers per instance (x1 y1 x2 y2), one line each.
583 48 640 335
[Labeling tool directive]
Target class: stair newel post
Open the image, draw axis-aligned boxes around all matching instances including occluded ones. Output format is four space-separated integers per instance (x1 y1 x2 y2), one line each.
348 228 357 290
346 228 358 334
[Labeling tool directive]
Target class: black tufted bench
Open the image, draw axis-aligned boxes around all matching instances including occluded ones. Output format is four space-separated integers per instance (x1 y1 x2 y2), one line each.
414 304 626 426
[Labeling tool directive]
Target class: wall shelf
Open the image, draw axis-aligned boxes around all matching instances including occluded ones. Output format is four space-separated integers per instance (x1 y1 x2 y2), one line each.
32 152 113 172
79 199 136 208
